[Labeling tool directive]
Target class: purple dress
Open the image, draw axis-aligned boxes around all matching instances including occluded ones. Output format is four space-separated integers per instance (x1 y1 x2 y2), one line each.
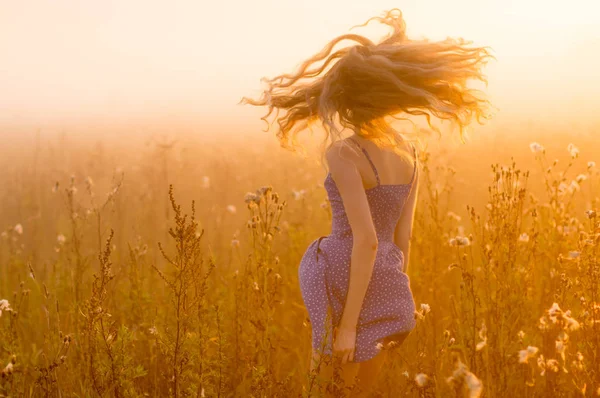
298 138 418 363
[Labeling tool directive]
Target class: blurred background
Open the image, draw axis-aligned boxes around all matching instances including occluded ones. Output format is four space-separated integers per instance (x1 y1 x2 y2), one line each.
1 0 599 138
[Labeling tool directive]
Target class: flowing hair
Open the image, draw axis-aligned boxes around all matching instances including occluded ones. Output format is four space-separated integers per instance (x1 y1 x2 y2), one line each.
240 8 493 155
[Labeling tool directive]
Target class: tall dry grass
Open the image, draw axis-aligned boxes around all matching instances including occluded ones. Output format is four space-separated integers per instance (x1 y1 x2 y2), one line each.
0 123 599 397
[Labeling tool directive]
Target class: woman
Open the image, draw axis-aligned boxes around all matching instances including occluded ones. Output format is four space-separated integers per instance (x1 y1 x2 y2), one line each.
241 8 491 396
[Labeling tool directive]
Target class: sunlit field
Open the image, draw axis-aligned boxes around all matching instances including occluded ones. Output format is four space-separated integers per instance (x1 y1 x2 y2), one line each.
1 121 599 397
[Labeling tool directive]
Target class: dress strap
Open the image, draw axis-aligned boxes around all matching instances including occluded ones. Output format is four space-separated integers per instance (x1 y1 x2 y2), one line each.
408 142 418 184
348 137 380 185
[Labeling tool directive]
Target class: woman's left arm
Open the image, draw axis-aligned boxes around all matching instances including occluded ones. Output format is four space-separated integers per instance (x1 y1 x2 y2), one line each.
326 143 378 363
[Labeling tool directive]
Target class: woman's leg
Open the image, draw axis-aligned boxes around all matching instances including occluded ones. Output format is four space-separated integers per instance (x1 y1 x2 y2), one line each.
351 332 411 397
351 351 387 397
308 350 361 398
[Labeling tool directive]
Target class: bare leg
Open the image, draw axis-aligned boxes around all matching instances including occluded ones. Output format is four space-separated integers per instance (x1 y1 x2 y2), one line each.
351 332 410 397
308 350 362 398
351 351 387 397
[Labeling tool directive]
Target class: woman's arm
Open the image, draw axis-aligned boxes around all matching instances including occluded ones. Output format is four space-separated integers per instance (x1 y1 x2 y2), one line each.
326 142 378 363
394 170 419 273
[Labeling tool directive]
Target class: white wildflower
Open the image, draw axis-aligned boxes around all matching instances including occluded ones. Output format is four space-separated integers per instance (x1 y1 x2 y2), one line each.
557 182 568 195
414 373 429 387
518 233 530 242
567 143 579 158
420 303 431 314
226 205 237 214
476 321 487 351
568 251 581 259
519 346 539 364
376 342 383 350
292 189 307 200
402 370 409 378
85 176 94 188
14 224 23 235
57 234 66 245
447 211 462 222
0 299 11 318
449 236 470 247
530 142 545 153
576 174 587 183
569 180 580 193
517 330 525 340
446 357 483 398
587 161 595 169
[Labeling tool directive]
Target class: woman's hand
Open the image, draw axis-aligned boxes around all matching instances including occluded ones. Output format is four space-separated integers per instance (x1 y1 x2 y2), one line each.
333 326 357 364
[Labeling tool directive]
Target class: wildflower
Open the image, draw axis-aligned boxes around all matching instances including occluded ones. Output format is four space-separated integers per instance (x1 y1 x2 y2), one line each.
376 342 383 350
446 357 483 398
556 336 567 362
476 321 487 351
567 143 579 158
572 352 584 371
414 373 429 387
449 236 471 247
259 186 272 196
201 176 210 189
292 189 306 200
415 304 430 320
57 234 66 245
402 370 409 378
517 330 525 340
568 251 581 259
548 303 562 320
14 224 23 235
557 182 569 195
564 314 580 331
244 192 260 204
576 174 587 183
0 299 11 318
587 161 595 169
253 281 259 291
518 233 530 243
148 326 158 335
447 211 462 222
569 180 580 193
85 176 94 188
585 210 596 219
226 205 237 214
518 346 539 364
529 142 545 153
546 359 559 373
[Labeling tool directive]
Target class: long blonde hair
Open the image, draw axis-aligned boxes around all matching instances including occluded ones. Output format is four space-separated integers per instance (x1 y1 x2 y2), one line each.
240 8 493 154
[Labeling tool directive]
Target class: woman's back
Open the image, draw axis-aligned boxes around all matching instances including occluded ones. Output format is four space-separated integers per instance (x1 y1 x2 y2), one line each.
324 136 418 242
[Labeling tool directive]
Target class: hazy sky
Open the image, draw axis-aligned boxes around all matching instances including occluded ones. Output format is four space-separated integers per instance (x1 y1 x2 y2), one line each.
1 0 599 132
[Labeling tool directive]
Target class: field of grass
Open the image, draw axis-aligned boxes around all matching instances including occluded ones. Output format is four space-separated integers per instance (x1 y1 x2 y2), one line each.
1 122 599 397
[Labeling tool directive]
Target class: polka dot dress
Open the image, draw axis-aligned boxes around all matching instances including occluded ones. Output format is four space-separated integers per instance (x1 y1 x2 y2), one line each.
298 138 418 363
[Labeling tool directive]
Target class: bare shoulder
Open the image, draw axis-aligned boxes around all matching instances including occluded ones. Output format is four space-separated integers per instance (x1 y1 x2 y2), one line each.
325 139 361 171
